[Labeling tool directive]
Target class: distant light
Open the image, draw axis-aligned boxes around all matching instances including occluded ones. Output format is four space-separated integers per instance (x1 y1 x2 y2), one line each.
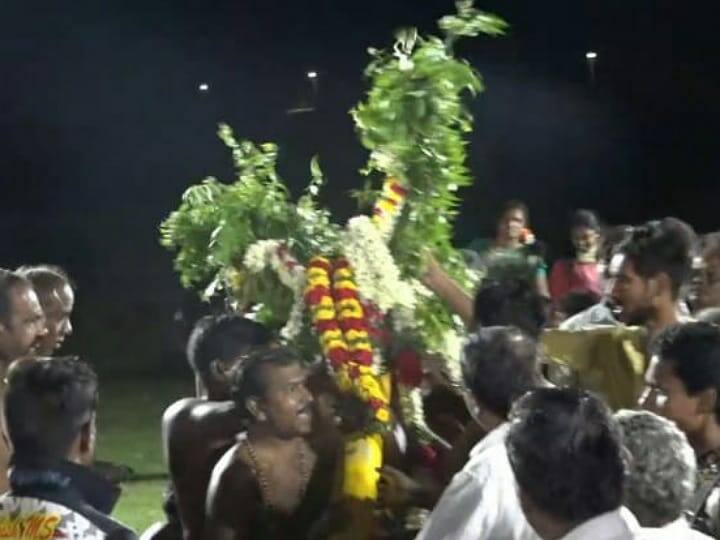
585 51 598 60
198 82 210 92
306 71 318 79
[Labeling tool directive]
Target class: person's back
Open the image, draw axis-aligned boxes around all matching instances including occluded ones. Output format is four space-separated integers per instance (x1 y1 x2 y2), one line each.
163 399 245 540
0 356 136 539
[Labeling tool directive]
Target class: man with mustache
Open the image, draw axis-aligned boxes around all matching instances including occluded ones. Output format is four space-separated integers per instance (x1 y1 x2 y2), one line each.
0 268 48 492
205 345 331 539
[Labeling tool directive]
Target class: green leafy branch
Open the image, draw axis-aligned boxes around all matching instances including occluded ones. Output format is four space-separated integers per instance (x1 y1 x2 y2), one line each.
352 0 506 351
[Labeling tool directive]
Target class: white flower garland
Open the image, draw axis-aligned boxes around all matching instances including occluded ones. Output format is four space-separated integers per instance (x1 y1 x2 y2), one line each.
341 216 416 314
428 328 463 386
243 239 307 340
243 239 305 291
280 294 305 341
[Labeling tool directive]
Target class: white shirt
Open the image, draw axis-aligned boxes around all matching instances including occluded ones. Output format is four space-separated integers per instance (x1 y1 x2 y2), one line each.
560 302 618 330
416 423 539 540
637 517 712 539
560 509 640 540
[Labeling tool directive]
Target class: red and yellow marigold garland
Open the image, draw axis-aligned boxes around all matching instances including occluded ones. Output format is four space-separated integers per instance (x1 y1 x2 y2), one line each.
305 256 391 501
372 177 408 238
305 256 391 425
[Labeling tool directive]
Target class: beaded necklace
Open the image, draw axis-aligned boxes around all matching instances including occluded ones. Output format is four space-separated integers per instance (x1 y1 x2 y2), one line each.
244 436 310 512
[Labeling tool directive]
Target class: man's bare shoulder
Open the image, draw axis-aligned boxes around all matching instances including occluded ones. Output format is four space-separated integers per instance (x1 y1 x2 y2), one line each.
162 397 204 444
163 399 240 441
163 397 203 427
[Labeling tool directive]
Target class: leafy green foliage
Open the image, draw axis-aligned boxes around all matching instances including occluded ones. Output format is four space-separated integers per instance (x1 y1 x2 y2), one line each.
160 124 341 328
352 0 506 352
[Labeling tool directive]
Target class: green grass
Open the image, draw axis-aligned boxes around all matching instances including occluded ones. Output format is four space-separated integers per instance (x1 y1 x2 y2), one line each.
95 375 194 534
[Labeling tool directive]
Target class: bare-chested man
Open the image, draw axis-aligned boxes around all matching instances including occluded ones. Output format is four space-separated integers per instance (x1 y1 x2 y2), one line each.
152 314 270 540
0 269 48 492
204 345 334 540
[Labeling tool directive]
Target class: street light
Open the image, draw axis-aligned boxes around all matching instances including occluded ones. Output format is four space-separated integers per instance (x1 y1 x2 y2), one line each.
585 52 597 86
306 71 318 79
198 82 210 92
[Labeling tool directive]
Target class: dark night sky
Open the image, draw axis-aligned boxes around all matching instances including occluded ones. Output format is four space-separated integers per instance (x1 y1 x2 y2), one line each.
1 0 718 371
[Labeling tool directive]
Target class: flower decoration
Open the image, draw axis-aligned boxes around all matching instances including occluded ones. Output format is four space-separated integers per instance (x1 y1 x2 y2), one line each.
372 177 409 239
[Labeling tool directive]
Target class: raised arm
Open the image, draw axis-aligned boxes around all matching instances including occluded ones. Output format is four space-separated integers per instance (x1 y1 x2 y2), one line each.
421 255 474 329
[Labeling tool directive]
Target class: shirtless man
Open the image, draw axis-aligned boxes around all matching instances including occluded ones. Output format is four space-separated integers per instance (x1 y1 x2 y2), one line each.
0 269 47 492
156 314 270 540
205 345 332 539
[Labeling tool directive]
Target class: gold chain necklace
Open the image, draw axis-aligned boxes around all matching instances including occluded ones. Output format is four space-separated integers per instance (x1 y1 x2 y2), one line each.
244 436 310 512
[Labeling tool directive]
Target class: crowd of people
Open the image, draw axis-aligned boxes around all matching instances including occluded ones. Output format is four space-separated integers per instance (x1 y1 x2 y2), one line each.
2 204 720 539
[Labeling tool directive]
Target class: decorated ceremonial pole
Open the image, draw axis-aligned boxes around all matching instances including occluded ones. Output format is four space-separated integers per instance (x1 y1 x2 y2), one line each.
160 2 506 536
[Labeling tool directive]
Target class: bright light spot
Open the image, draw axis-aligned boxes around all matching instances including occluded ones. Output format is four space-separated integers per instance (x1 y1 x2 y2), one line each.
307 71 318 79
198 82 210 92
585 51 598 60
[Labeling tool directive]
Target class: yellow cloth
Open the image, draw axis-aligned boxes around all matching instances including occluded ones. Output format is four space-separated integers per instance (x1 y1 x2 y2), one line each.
542 326 647 410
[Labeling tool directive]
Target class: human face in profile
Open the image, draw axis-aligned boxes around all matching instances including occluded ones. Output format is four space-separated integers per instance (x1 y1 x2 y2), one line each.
0 285 47 362
36 282 74 355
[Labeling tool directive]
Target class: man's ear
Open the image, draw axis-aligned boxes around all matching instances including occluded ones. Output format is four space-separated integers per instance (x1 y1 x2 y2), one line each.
245 397 266 422
698 387 718 417
652 273 673 299
209 359 231 383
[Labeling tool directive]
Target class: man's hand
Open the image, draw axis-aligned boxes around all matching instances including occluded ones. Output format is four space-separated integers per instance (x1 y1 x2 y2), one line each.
377 466 421 510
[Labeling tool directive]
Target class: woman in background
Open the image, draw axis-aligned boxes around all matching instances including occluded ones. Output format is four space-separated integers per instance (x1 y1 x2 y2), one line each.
549 209 603 313
464 200 549 298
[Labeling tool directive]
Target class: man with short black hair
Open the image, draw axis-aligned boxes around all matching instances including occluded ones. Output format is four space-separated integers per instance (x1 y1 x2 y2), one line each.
16 264 75 356
415 326 544 540
205 344 332 539
640 322 720 536
506 388 634 540
611 218 696 338
543 218 697 410
0 357 136 539
151 314 271 540
472 278 548 338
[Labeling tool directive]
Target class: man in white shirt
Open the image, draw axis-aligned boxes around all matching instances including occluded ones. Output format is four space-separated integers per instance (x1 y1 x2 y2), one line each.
506 388 635 540
416 326 543 540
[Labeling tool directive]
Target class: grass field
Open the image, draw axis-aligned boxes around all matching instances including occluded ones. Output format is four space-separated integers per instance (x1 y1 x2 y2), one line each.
95 375 194 534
